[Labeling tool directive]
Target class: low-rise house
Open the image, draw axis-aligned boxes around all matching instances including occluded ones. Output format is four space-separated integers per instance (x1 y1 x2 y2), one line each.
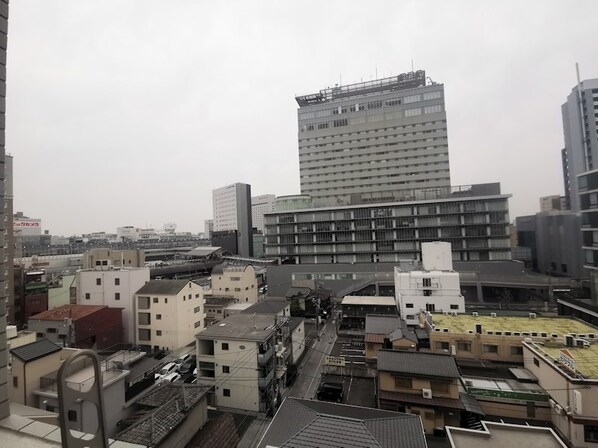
446 420 568 448
135 279 206 351
28 304 123 349
424 312 598 363
258 397 427 448
195 314 279 415
365 315 417 362
211 263 258 303
240 297 290 317
223 302 253 317
340 296 397 331
377 350 484 434
115 383 210 448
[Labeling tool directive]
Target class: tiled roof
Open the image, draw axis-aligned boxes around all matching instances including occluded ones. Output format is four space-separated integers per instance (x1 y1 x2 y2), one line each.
115 384 210 447
28 304 108 321
258 397 426 448
365 315 417 343
377 350 460 378
10 339 62 363
135 279 190 295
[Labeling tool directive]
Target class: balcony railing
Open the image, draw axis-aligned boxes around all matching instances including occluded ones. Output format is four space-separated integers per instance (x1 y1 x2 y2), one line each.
258 370 274 389
257 346 274 365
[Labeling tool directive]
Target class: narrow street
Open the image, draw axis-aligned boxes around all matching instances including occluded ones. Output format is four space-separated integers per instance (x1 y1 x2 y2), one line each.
287 318 338 400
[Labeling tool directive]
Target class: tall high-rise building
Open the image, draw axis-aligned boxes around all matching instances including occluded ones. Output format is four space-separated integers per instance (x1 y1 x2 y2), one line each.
0 0 8 422
4 155 13 325
203 219 213 239
212 183 253 257
296 70 450 206
561 77 598 211
251 194 275 233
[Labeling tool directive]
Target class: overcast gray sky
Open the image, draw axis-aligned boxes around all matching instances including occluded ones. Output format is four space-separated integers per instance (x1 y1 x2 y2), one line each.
7 1 598 236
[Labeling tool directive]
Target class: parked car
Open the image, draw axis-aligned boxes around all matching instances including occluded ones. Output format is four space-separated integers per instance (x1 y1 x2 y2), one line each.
178 357 196 375
192 367 197 376
157 362 177 378
316 382 344 403
178 353 192 364
160 372 181 383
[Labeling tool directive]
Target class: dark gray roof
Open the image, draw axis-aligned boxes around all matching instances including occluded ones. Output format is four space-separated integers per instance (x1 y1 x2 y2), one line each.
285 286 311 297
365 315 417 343
205 295 237 306
289 317 304 331
377 350 461 378
10 339 62 363
241 299 289 315
116 384 210 447
126 357 163 384
135 279 190 295
196 314 277 341
258 397 426 448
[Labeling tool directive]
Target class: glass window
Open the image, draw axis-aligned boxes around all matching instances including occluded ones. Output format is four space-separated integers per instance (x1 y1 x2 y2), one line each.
223 389 231 397
483 344 498 354
222 343 229 351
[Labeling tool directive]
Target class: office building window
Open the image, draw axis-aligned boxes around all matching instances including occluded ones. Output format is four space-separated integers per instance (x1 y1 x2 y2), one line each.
153 297 158 303
115 292 120 301
156 330 162 336
96 278 101 286
585 425 598 443
115 278 120 286
223 389 231 397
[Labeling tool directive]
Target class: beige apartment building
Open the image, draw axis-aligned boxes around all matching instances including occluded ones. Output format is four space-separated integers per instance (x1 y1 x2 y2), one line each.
82 248 145 269
424 312 598 364
211 263 258 303
135 280 206 351
195 314 278 415
524 338 598 447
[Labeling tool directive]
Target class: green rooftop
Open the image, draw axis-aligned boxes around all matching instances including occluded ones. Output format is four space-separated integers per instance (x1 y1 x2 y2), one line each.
430 313 598 337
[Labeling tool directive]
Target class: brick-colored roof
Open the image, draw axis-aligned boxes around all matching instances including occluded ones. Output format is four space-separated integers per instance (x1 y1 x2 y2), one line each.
29 304 108 321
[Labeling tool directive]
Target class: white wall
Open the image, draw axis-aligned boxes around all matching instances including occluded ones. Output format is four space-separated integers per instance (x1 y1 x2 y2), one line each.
291 320 305 364
395 268 464 325
422 241 453 271
76 268 149 343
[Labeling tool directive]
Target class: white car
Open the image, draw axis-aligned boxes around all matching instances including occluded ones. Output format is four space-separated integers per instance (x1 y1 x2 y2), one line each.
160 372 181 383
193 367 197 376
178 353 192 364
157 362 177 378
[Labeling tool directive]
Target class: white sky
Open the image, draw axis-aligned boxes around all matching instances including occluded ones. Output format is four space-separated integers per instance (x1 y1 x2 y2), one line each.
6 1 598 235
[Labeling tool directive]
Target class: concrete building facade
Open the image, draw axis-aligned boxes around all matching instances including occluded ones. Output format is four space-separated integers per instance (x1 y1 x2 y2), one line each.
562 78 598 212
296 70 451 207
211 263 258 303
75 267 149 343
395 242 465 325
195 314 279 415
82 248 145 270
212 183 253 257
540 195 564 212
264 183 511 264
135 279 205 351
252 194 276 234
4 154 13 325
204 219 213 240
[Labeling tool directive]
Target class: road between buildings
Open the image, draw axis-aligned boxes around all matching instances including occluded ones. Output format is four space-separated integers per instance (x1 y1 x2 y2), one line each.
286 318 338 400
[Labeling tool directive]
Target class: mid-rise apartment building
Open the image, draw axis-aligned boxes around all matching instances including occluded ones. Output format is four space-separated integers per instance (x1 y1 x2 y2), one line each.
395 242 465 325
296 70 450 207
195 314 279 415
562 77 598 211
212 183 253 257
252 194 276 233
82 248 145 269
135 279 205 351
264 183 511 264
75 266 149 343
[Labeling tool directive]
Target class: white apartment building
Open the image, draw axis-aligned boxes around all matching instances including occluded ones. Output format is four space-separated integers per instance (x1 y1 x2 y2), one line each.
195 314 278 415
211 263 258 303
395 242 464 325
116 226 159 242
135 280 206 351
251 194 276 233
212 183 253 257
76 267 149 343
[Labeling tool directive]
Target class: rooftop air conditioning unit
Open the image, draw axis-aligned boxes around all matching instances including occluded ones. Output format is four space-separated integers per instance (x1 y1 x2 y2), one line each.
422 388 432 399
451 312 458 316
529 313 537 319
490 312 497 318
575 339 590 348
472 312 479 317
565 335 575 347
